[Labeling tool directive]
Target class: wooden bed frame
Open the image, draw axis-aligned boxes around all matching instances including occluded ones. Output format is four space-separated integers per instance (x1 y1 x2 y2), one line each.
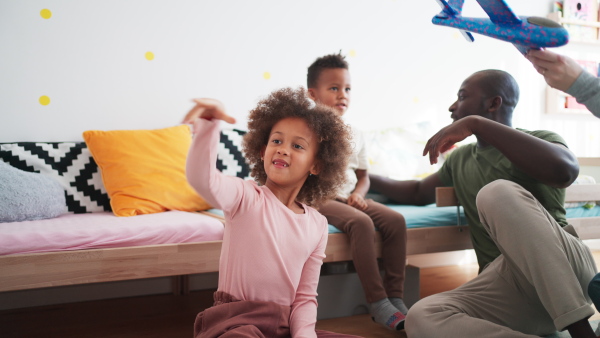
1 158 598 294
0 221 471 293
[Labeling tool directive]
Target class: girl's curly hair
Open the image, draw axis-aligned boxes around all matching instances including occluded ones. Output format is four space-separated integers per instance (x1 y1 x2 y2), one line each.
243 87 352 207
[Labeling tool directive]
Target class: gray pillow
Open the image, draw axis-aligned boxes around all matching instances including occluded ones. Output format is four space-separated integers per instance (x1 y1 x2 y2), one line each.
0 161 67 222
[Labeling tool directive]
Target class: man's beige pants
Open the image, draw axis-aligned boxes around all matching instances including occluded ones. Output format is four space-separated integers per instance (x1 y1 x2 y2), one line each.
405 180 597 337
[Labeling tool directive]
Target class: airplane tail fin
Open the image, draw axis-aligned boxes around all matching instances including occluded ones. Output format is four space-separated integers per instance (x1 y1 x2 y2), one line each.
434 0 473 42
448 0 464 15
434 0 464 16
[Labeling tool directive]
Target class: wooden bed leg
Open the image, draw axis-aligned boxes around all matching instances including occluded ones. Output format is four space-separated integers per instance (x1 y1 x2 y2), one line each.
181 275 190 295
171 276 191 295
172 276 182 295
404 264 421 309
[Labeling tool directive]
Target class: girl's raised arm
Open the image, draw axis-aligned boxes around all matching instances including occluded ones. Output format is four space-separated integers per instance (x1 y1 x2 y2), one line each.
184 99 244 214
183 98 236 126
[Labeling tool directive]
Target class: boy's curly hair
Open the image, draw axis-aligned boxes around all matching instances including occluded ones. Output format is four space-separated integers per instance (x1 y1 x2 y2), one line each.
307 52 349 89
243 87 352 207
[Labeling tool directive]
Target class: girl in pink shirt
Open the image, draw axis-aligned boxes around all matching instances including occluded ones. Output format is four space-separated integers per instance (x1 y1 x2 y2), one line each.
184 88 357 338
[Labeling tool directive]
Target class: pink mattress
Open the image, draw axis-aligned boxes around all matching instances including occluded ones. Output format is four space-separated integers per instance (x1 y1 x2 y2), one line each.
0 211 224 256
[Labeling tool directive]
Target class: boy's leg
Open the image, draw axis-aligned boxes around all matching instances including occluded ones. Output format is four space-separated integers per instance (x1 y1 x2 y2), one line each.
319 200 387 302
319 200 405 330
476 180 596 332
362 200 407 301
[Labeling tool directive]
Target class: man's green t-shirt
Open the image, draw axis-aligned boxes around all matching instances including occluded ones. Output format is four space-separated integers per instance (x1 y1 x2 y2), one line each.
437 128 569 271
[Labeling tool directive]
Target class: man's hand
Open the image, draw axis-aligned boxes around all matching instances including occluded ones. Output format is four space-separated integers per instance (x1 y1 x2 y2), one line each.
347 192 368 211
423 116 477 164
182 98 236 127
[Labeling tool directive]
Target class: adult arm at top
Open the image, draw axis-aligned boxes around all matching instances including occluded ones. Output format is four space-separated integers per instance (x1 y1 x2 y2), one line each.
423 115 579 188
566 71 600 118
526 49 600 118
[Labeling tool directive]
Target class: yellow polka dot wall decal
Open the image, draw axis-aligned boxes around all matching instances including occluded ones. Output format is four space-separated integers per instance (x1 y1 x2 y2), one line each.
349 50 357 57
412 96 420 104
145 51 154 61
40 9 52 19
263 72 271 80
39 96 51 106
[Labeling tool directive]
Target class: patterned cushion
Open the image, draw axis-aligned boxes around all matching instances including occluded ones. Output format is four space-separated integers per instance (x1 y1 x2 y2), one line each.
0 142 110 213
216 128 251 180
0 128 252 214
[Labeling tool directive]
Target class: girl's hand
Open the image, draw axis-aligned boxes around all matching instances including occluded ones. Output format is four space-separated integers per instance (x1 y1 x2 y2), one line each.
182 98 237 125
347 193 368 211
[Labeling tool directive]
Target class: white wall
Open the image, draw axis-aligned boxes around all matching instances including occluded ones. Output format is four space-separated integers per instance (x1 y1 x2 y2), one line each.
1 0 599 156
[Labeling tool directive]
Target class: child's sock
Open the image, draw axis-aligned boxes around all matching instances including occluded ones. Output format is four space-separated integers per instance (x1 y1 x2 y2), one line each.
389 297 409 314
370 298 406 331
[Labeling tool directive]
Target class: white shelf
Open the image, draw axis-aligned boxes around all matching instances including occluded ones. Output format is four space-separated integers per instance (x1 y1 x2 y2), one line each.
548 11 600 44
561 19 600 28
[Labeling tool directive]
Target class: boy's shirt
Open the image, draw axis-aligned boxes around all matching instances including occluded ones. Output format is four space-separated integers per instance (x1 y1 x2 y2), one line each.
338 125 369 199
438 128 569 271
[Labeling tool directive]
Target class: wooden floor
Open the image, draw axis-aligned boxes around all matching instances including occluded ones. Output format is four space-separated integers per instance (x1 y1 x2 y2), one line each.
2 252 599 338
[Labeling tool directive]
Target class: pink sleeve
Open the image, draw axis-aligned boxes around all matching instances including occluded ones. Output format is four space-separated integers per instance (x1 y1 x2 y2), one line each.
289 218 328 338
186 119 245 214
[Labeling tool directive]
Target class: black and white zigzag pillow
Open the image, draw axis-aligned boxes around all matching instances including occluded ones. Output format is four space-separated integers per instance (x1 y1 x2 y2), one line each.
1 130 252 214
217 128 251 180
0 142 111 213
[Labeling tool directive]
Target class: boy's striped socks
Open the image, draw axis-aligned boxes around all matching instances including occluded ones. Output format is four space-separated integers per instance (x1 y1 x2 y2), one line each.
389 297 409 314
370 298 406 330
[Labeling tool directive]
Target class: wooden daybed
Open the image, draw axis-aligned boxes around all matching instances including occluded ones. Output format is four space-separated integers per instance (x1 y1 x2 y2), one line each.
0 214 472 293
2 158 599 295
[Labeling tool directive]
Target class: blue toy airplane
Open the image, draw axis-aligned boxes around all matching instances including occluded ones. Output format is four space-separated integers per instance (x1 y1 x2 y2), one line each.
432 0 569 54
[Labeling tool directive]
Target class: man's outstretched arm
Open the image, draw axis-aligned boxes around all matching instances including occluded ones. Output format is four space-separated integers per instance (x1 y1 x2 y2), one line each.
369 172 444 206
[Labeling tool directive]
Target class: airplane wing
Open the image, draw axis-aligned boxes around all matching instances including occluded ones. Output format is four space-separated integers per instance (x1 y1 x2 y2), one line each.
476 0 521 25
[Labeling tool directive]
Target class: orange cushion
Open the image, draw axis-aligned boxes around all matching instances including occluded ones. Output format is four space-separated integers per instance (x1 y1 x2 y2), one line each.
83 125 211 216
